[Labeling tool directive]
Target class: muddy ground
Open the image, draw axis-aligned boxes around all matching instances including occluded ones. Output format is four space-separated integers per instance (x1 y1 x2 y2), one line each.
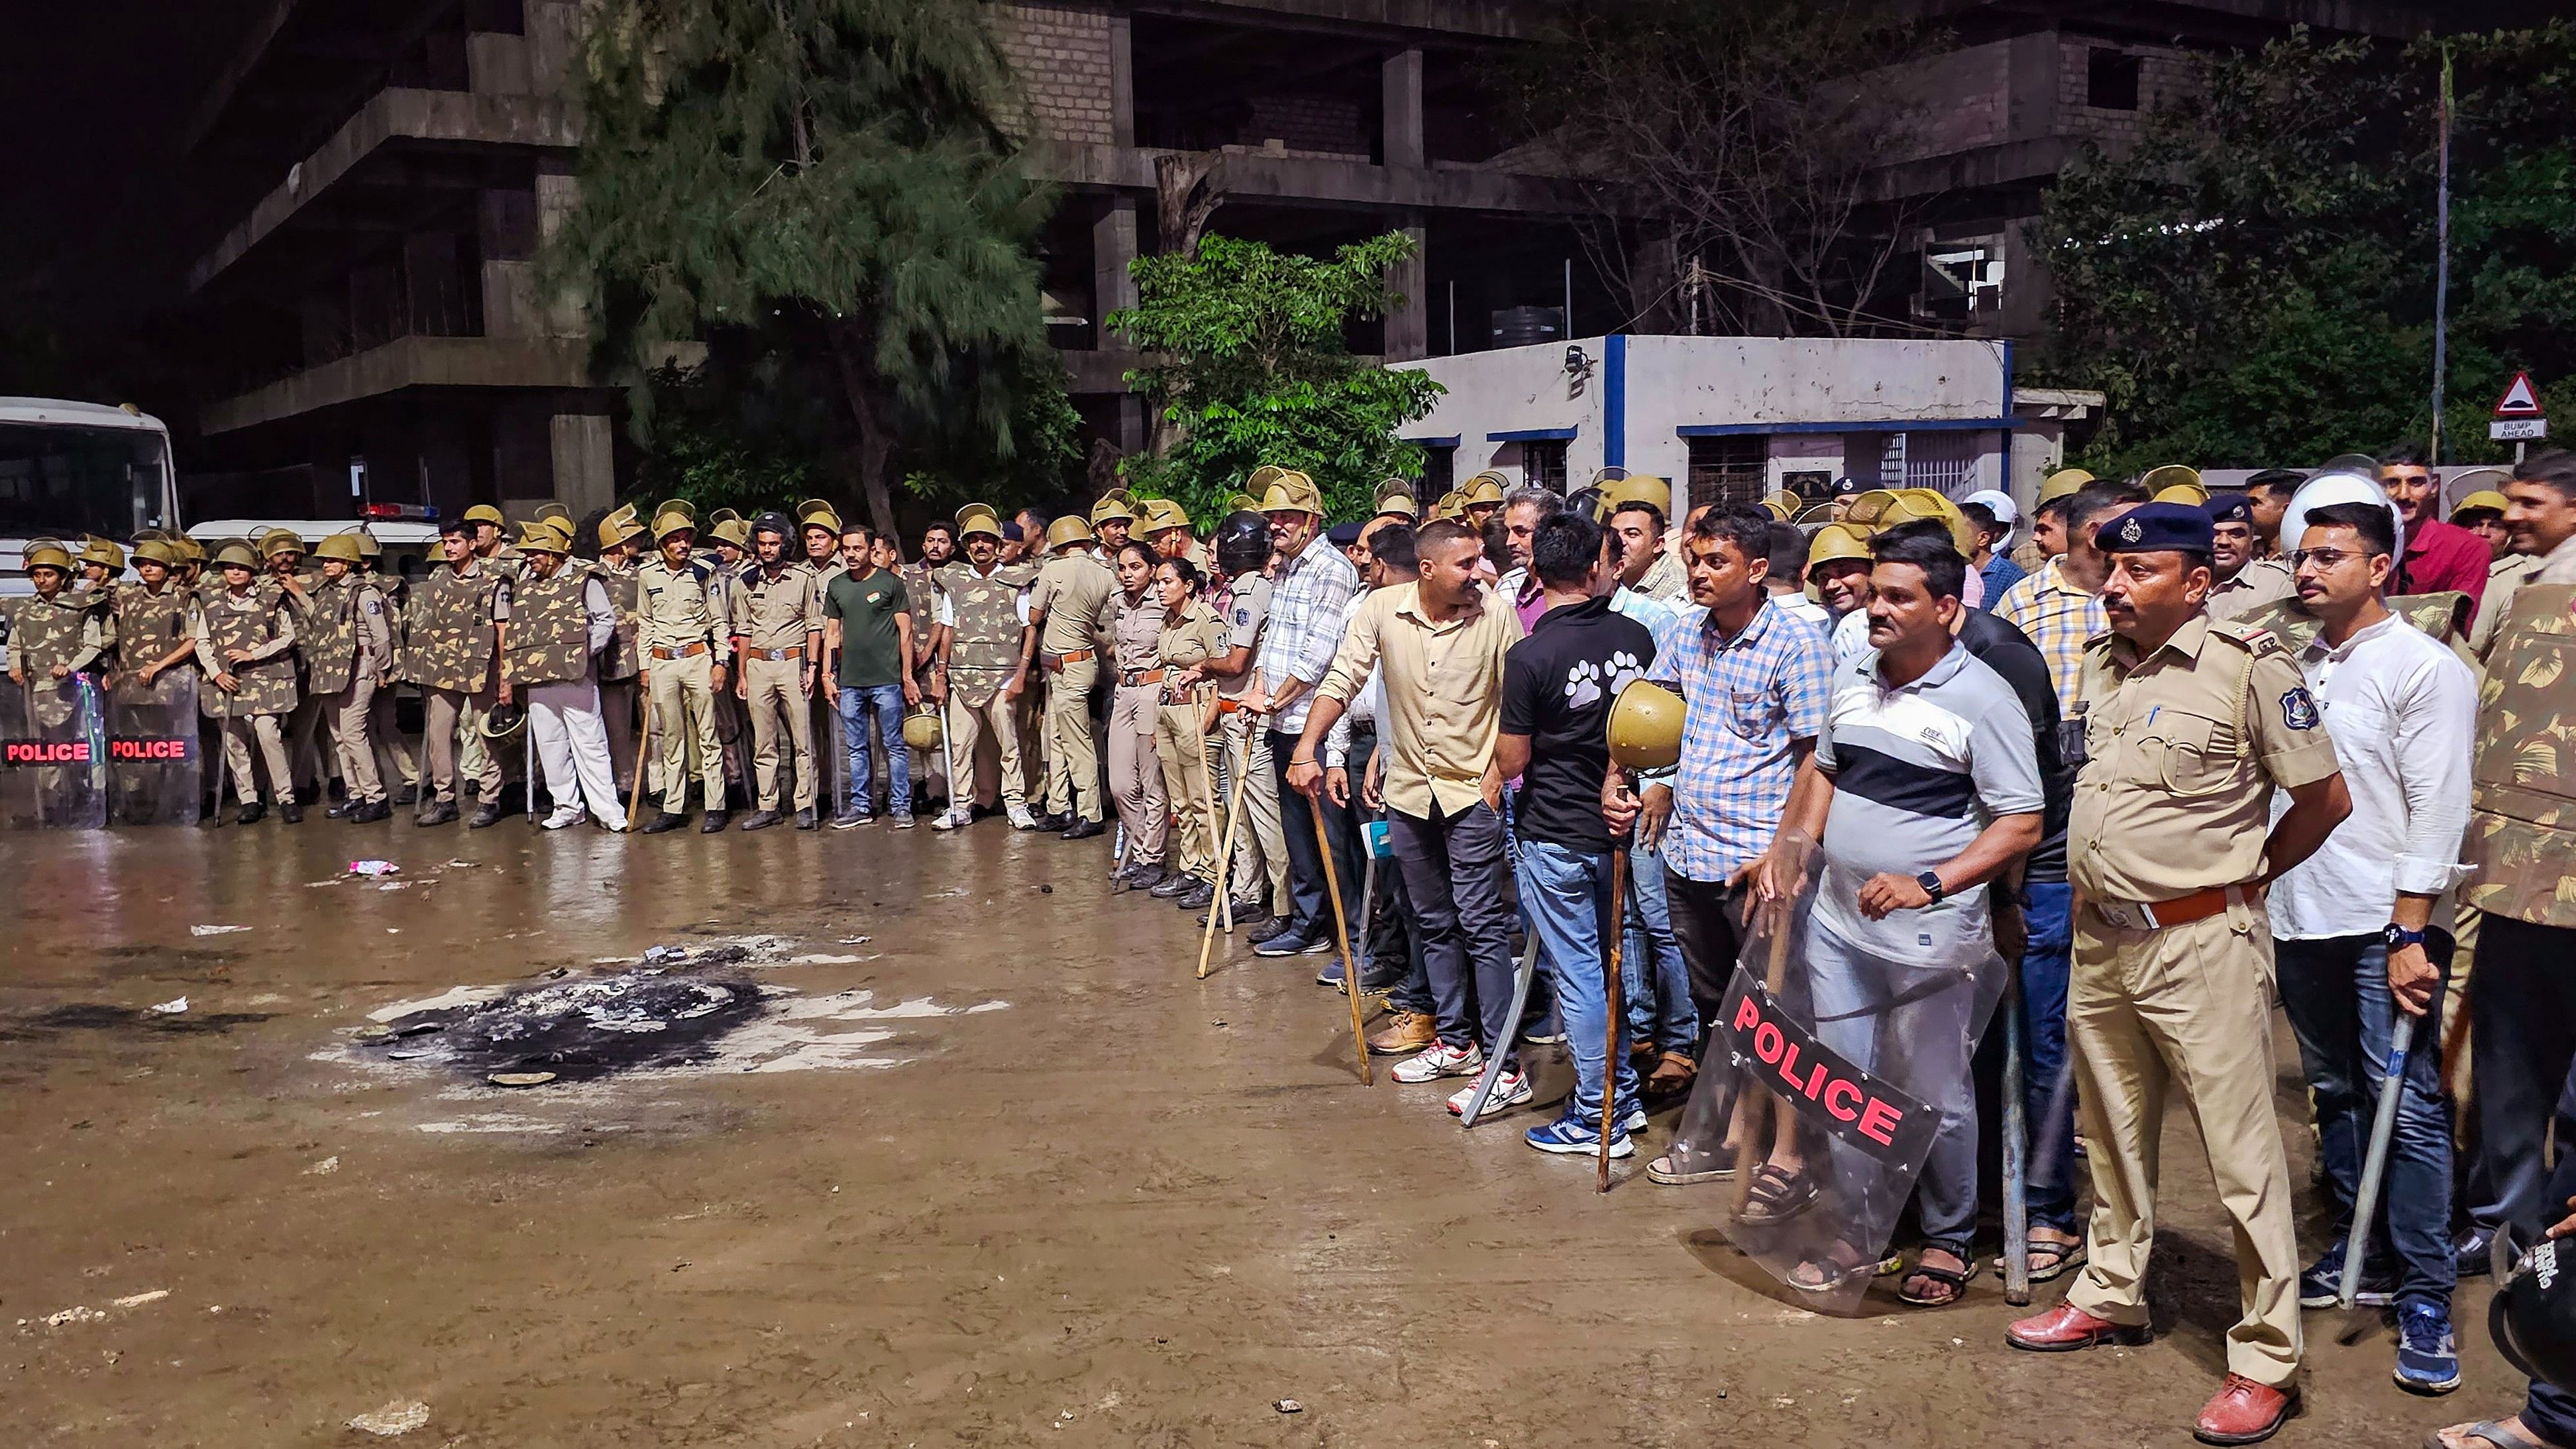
0 819 2508 1446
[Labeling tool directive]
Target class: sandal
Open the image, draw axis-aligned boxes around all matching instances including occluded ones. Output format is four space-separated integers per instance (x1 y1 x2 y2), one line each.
1898 1250 1978 1307
1994 1233 2088 1283
1787 1248 1906 1293
1738 1163 1816 1225
2428 1420 2567 1449
1646 1152 1732 1186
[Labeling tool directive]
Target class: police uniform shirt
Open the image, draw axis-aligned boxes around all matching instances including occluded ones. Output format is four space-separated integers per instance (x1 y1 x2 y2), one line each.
1213 574 1273 702
2205 557 2297 623
1030 552 1116 657
637 557 725 655
2067 613 2341 905
732 561 825 655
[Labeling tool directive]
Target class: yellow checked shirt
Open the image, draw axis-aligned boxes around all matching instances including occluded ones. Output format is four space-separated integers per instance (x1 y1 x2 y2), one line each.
1315 582 1523 818
2066 612 2341 904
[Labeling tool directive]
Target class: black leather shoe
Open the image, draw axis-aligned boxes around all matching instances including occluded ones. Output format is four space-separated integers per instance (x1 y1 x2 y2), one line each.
739 809 782 832
794 806 818 830
326 798 354 819
280 800 304 824
1125 863 1168 891
392 784 417 806
1061 818 1105 841
1174 881 1214 911
350 800 390 824
700 810 730 833
468 802 504 828
1149 871 1197 898
235 801 266 825
417 800 459 827
641 812 688 834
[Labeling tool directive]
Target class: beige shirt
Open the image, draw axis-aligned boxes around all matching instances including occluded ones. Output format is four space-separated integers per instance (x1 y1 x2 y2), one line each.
2206 557 2297 621
1106 590 1167 674
2473 535 2576 662
2068 612 2342 903
1315 581 1524 818
637 557 725 655
731 561 826 653
1030 551 1116 657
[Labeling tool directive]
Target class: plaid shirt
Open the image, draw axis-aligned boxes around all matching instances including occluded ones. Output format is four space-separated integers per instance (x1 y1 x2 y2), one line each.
1648 598 1833 883
1256 531 1361 735
1995 559 2106 710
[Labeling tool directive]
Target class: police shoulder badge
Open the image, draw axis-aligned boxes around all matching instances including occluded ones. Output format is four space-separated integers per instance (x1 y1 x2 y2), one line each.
2281 686 2320 730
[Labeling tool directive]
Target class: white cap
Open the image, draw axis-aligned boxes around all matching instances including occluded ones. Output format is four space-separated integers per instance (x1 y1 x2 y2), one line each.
1963 488 2019 543
2281 470 2405 559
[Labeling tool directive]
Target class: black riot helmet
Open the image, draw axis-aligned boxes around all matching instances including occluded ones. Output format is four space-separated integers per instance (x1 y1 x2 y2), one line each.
2495 1239 2576 1393
1214 510 1272 577
750 510 795 543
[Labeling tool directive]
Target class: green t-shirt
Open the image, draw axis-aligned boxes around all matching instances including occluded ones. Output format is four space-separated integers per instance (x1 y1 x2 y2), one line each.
824 566 910 688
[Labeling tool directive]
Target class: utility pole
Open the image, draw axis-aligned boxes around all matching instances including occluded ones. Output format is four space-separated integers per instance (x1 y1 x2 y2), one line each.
2432 46 2453 463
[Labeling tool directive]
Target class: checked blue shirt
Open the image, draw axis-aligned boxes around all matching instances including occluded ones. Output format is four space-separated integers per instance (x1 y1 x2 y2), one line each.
1646 597 1834 884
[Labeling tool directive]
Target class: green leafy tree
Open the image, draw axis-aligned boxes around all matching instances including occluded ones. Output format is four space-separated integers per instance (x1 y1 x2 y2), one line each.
555 0 1065 534
2033 25 2576 473
1109 233 1444 521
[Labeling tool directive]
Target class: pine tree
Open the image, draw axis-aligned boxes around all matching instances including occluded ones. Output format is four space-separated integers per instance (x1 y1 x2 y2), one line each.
557 0 1060 531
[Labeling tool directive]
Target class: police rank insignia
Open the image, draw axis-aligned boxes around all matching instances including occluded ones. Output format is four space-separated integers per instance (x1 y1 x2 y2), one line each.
2281 687 2320 730
2120 516 2143 544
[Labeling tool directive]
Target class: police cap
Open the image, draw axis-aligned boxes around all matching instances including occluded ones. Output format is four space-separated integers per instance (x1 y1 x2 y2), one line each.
2097 502 2215 556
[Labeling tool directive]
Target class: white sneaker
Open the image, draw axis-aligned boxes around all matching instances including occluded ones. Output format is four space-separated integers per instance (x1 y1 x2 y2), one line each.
1623 1106 1650 1135
1007 803 1040 830
1448 1068 1531 1116
932 808 969 832
541 807 583 830
1392 1041 1483 1084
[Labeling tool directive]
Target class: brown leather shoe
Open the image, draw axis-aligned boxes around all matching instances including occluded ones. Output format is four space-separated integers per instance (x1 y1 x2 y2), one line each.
2004 1301 2149 1353
2192 1375 2295 1445
1367 1009 1437 1056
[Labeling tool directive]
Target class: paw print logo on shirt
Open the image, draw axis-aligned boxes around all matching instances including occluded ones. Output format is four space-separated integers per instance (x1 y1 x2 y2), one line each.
1564 657 1603 710
1605 649 1644 699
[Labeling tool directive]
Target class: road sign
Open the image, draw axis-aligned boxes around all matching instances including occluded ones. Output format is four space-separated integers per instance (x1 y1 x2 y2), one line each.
2496 372 2544 417
2492 417 2549 441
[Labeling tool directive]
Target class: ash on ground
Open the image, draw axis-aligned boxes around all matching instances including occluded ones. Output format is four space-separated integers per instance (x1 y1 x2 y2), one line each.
360 959 764 1083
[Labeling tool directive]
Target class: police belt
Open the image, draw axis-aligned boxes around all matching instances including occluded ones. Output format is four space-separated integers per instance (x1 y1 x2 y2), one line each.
1120 667 1167 687
647 641 711 661
740 645 806 662
2090 883 2253 932
1043 648 1095 673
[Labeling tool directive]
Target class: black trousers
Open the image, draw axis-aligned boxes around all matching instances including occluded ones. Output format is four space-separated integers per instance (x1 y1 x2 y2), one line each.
1267 726 1358 941
2473 913 2576 1250
1663 866 1751 1051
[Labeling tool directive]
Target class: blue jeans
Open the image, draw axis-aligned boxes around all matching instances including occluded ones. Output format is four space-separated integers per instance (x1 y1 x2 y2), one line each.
2276 932 2455 1308
1517 839 1641 1125
1388 798 1515 1058
1619 837 1699 1054
836 683 908 816
2018 881 2079 1234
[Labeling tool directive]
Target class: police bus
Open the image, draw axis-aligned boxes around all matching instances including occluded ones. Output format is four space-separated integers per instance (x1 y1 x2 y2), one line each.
0 396 182 599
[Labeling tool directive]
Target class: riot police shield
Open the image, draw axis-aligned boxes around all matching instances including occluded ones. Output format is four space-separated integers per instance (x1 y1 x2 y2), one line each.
107 671 203 826
1663 847 2006 1313
0 675 109 829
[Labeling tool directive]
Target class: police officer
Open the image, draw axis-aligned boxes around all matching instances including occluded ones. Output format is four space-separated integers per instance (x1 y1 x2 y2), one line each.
462 503 523 581
112 538 199 697
301 533 394 822
1091 491 1138 556
798 499 850 810
2005 502 2351 1446
2204 493 2297 622
705 515 756 800
350 529 419 806
637 510 731 833
1029 513 1118 839
195 542 303 824
403 515 513 827
931 504 1040 832
902 519 957 814
732 510 827 830
508 520 627 831
594 506 648 800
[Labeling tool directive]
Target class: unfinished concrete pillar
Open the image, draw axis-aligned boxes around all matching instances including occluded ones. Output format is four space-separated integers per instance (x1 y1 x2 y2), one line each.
1385 213 1428 362
549 408 616 518
1382 48 1424 168
1094 195 1139 328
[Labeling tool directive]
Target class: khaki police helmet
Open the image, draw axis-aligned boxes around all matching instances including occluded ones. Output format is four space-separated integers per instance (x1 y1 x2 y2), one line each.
2453 488 2512 519
1044 514 1096 553
796 498 843 535
212 542 261 570
23 542 75 574
1089 490 1137 527
313 533 367 564
518 520 573 556
598 513 643 550
79 537 127 572
711 517 753 550
534 502 574 527
351 528 383 560
1244 465 1289 497
2139 464 2204 505
708 507 743 532
901 705 944 752
1807 521 1875 568
1606 680 1687 773
1142 498 1193 535
1843 487 1978 558
133 539 182 568
1225 491 1261 515
1599 472 1673 518
478 702 528 741
655 498 698 526
461 503 507 529
1256 470 1326 517
260 528 306 559
1373 476 1419 516
1760 490 1802 523
2037 468 2094 504
1459 472 1506 509
954 503 1004 541
651 508 696 543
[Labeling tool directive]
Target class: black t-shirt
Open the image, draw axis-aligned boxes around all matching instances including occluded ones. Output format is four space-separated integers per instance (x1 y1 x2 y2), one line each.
1502 594 1658 853
1955 608 2070 883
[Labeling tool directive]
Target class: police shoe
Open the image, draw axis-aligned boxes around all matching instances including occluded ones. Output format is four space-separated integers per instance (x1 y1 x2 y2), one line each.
1124 863 1167 892
1173 881 1214 911
468 802 504 829
2192 1375 2296 1445
641 812 689 834
1061 818 1105 841
393 784 417 806
739 809 781 832
794 806 819 830
416 801 460 827
349 799 391 824
699 809 730 833
2004 1302 2150 1353
235 801 267 825
280 799 304 824
326 798 354 820
1149 871 1197 898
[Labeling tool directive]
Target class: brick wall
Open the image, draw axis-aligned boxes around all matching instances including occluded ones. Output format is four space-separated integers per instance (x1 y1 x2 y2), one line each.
2058 38 2196 150
1242 94 1368 158
1872 40 2013 164
991 1 1116 145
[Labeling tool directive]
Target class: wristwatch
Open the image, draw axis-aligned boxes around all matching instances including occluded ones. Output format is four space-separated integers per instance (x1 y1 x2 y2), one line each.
1916 870 1949 904
2383 924 2429 951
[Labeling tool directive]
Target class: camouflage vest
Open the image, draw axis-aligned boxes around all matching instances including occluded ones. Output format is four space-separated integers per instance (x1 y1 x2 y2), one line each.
5 594 94 678
199 590 299 717
598 563 642 682
401 563 505 692
900 563 940 678
936 561 1035 706
368 570 408 654
295 576 365 695
2465 583 2576 929
506 565 595 686
115 583 193 673
2237 591 2473 655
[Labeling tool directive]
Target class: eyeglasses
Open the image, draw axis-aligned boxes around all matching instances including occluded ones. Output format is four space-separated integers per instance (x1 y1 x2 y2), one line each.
2289 547 2374 569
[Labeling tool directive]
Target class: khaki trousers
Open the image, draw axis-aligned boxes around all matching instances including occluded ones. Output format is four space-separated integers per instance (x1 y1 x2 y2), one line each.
946 686 1026 812
743 655 817 812
287 692 328 797
1220 710 1288 912
423 683 502 804
1154 702 1218 882
2065 900 2302 1389
1108 682 1169 860
599 676 639 796
367 686 416 793
1044 656 1103 823
1016 677 1049 808
321 678 386 804
647 653 725 814
217 712 295 805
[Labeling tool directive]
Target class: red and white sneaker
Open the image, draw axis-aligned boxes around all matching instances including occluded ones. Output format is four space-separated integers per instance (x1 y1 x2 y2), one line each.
1448 1069 1531 1116
1391 1041 1481 1084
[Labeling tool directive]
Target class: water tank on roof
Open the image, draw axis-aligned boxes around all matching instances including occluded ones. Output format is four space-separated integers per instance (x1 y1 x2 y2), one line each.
1490 306 1564 347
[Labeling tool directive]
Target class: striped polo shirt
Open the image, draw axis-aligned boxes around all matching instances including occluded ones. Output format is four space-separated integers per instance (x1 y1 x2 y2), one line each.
1813 639 2045 959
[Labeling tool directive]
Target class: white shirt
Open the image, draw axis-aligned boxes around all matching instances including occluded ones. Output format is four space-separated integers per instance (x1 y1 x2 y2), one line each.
1322 590 1384 768
2269 612 2477 940
1768 588 1831 635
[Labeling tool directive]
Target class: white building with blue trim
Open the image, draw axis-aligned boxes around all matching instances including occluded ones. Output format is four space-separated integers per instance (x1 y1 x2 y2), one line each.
1391 335 2096 515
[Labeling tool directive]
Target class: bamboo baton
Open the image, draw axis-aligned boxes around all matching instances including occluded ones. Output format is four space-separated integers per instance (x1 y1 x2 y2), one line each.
1308 791 1371 1085
625 697 655 830
1196 725 1254 979
1599 845 1629 1193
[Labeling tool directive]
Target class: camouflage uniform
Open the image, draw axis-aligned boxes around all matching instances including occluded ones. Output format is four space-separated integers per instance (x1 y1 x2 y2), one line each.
596 556 644 796
402 561 511 808
5 590 110 806
300 573 394 808
900 559 949 806
193 585 299 804
362 565 417 801
936 559 1037 817
510 562 625 828
113 580 197 696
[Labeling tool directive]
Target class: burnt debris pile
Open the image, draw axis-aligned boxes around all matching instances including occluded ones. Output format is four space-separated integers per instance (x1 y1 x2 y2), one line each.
361 961 763 1083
